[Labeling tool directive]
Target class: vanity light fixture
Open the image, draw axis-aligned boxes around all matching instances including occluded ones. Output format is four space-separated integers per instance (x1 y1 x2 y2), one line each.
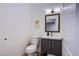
45 8 53 14
45 8 62 14
53 8 62 13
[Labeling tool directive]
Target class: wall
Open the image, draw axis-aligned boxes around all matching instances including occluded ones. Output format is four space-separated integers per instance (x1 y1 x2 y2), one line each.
76 3 79 56
62 3 76 56
0 4 32 56
30 3 63 37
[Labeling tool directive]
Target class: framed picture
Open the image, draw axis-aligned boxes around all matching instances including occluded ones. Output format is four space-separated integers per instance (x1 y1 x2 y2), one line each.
45 14 60 32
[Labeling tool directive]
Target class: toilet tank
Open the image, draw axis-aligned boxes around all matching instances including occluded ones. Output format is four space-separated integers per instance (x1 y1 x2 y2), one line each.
31 36 39 45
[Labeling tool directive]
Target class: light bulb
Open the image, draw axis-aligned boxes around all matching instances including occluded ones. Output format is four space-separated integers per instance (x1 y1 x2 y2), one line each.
53 8 62 12
45 8 52 14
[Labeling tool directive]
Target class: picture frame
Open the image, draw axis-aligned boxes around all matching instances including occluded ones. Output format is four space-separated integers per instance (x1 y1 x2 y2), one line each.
45 14 60 32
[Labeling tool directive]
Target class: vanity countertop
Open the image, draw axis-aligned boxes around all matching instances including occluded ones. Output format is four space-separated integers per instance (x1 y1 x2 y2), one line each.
32 36 63 40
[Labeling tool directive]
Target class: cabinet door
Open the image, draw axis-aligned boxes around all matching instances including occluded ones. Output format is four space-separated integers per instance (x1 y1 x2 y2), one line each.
41 39 51 54
54 40 62 56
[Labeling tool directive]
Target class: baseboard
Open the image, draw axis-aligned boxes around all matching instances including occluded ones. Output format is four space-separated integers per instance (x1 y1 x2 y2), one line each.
62 43 72 56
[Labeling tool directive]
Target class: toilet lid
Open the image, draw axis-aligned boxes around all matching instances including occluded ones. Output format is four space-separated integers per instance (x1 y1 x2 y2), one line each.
25 45 37 53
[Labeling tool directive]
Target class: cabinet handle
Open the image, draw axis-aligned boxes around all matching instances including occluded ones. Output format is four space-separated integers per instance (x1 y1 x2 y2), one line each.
49 42 51 49
52 42 54 48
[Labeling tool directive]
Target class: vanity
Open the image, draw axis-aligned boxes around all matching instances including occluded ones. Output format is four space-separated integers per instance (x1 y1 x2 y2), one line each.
40 13 62 56
40 36 63 56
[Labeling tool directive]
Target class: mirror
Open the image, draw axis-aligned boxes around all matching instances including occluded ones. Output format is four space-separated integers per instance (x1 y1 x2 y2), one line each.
45 14 60 32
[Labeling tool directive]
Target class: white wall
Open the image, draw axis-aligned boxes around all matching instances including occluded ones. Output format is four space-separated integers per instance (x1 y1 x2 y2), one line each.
30 3 63 37
76 4 79 56
0 4 32 56
62 3 76 56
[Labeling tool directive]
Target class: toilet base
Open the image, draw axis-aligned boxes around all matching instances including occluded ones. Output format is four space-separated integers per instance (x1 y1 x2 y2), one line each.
26 53 37 56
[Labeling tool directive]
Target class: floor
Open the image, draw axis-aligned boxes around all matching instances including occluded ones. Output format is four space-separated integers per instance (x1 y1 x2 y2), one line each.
23 52 55 56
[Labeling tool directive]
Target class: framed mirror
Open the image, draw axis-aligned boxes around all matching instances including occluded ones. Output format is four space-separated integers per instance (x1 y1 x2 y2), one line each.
45 14 60 32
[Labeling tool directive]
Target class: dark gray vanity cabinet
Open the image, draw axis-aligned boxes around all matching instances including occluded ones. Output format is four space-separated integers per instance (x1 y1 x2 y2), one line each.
41 38 62 56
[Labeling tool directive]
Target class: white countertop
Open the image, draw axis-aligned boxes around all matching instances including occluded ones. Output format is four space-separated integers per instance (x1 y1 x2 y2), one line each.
32 36 63 40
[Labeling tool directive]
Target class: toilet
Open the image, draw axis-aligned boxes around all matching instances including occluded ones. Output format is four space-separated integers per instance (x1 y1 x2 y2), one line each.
25 36 39 56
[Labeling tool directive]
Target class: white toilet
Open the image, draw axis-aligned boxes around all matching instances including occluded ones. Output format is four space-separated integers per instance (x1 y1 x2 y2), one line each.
25 36 39 56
